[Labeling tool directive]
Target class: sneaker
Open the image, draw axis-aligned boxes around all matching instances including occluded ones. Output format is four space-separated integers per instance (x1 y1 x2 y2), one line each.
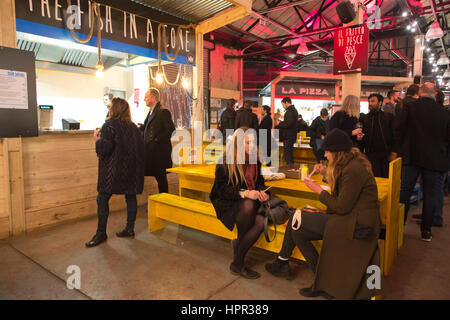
412 214 422 220
265 259 292 280
421 231 432 242
299 286 334 300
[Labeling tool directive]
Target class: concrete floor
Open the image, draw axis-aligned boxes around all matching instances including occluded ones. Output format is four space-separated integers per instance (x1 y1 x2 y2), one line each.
1 195 449 300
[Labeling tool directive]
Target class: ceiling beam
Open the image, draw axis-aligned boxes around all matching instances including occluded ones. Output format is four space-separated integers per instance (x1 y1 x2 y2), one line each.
197 5 249 34
258 0 308 14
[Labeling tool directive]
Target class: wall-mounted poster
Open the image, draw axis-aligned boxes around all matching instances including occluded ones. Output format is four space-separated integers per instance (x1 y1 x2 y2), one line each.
0 69 28 110
0 46 38 138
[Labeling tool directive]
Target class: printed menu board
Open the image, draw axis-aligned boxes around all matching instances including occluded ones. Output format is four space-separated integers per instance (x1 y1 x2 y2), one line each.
0 69 28 110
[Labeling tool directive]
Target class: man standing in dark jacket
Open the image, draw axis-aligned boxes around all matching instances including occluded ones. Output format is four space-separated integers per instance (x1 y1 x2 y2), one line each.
383 90 399 116
219 99 236 144
394 82 450 241
360 94 395 178
307 108 329 162
276 97 298 168
297 114 309 133
235 101 258 130
141 88 175 194
259 105 273 165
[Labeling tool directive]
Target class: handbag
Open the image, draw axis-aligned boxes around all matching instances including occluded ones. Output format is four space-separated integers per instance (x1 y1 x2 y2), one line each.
257 196 294 242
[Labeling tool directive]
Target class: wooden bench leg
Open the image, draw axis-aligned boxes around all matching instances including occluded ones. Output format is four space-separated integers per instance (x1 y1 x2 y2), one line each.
148 201 166 232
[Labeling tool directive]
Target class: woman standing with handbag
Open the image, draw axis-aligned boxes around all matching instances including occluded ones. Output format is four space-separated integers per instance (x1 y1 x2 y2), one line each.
265 128 382 300
210 127 270 279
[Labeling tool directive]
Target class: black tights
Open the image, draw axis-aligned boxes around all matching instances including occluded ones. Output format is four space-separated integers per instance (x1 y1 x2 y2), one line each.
233 199 265 269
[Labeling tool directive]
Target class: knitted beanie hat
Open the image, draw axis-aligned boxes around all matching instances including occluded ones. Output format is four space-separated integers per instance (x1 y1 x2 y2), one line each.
321 128 353 152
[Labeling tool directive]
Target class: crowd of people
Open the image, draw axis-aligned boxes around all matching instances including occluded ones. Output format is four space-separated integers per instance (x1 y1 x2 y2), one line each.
86 83 449 300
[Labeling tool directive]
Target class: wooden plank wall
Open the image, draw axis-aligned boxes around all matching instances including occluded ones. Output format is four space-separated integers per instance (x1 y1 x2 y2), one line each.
0 139 10 238
18 132 178 233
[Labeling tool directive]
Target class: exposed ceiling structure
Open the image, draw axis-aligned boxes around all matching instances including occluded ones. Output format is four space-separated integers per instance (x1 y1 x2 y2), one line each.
132 0 235 23
210 0 450 75
204 0 449 97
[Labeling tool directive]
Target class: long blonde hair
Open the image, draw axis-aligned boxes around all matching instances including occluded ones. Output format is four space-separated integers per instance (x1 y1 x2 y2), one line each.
326 147 372 192
341 95 361 119
223 127 257 185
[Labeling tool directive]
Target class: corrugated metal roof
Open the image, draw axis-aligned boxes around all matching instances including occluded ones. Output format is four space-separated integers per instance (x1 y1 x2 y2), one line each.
132 0 234 23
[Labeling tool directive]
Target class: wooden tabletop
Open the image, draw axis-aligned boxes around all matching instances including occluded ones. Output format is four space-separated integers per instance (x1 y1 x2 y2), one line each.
167 164 389 202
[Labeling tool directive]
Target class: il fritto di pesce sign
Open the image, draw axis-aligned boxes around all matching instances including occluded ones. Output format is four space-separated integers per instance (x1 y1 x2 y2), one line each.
333 24 369 75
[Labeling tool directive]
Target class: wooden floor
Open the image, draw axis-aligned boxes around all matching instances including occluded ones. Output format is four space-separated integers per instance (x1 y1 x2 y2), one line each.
0 193 449 300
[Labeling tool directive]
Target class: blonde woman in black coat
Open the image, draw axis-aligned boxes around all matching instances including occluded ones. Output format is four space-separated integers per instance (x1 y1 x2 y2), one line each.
86 98 145 248
210 127 270 279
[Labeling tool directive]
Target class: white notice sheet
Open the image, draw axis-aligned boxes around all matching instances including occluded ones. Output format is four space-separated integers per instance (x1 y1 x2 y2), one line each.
0 69 28 109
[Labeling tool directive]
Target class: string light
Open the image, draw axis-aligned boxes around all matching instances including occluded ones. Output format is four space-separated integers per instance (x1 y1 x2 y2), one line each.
156 72 164 84
182 78 189 89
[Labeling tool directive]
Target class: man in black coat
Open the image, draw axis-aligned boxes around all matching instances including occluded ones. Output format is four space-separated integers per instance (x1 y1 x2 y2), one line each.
235 101 258 131
259 105 273 165
297 114 309 133
394 82 450 241
219 98 236 144
359 93 395 178
141 88 175 193
307 108 329 162
276 97 299 168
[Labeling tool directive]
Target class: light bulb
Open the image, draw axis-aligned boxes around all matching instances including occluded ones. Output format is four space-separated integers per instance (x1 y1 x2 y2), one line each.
156 72 164 84
402 12 407 17
95 63 104 78
421 46 426 50
182 78 189 89
407 25 411 30
427 48 431 51
413 21 418 26
416 38 421 43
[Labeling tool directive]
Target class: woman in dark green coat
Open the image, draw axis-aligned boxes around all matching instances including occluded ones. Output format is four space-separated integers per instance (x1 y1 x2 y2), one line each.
266 128 382 300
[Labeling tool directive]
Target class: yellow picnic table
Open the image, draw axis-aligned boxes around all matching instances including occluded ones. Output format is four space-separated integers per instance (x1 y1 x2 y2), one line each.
167 164 389 225
163 159 401 277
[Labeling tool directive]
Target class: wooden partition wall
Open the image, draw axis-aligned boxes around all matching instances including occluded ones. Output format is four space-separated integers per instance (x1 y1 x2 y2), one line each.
0 132 179 239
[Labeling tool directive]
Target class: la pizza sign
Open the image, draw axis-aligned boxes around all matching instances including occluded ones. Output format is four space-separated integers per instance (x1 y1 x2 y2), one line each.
333 24 369 75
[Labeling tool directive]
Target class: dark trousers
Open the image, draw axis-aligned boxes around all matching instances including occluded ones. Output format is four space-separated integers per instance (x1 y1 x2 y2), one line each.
283 138 295 165
400 165 445 232
367 152 389 178
279 211 329 272
96 193 137 235
153 172 169 193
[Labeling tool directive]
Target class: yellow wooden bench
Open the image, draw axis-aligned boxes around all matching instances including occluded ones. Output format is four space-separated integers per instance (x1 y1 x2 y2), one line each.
148 193 320 261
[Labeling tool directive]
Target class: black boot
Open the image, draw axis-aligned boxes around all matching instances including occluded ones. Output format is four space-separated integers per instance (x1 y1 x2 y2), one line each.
299 286 334 300
85 233 107 248
265 258 291 280
229 263 261 279
116 228 135 238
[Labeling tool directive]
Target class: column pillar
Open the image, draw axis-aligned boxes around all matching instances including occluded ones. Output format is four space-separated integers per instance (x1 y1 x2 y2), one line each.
341 1 364 100
413 35 424 78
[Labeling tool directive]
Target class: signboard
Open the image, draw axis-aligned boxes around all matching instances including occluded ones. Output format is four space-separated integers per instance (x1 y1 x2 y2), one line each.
333 24 369 75
15 0 196 66
275 82 334 99
275 81 392 100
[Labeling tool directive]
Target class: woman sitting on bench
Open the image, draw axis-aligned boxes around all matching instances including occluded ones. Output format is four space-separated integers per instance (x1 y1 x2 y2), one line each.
265 128 382 299
210 127 270 279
